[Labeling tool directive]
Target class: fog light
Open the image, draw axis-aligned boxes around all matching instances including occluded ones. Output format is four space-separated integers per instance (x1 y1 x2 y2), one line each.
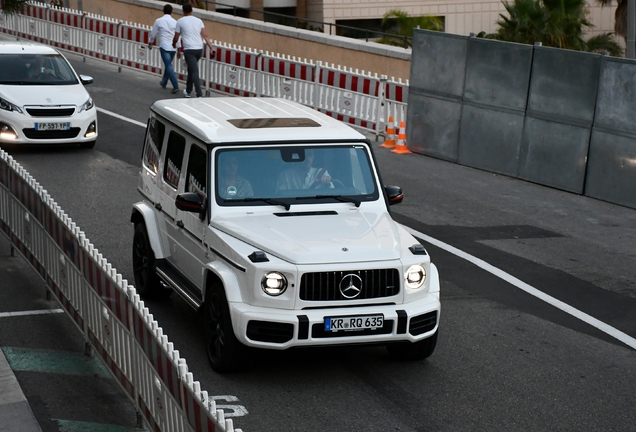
0 123 18 140
405 264 426 289
84 121 97 138
261 272 288 296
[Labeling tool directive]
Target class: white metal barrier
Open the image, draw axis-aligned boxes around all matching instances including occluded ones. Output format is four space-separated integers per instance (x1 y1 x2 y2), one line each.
0 149 243 432
0 2 409 138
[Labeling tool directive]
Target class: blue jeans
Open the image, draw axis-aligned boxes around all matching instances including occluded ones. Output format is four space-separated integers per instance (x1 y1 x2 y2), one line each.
183 49 203 97
159 48 178 90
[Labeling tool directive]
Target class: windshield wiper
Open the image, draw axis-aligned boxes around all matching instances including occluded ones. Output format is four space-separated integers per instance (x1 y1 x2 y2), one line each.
302 195 361 207
231 197 291 211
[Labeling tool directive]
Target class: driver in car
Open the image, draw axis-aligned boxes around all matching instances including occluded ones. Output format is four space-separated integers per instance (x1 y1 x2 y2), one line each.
26 56 57 79
276 149 333 191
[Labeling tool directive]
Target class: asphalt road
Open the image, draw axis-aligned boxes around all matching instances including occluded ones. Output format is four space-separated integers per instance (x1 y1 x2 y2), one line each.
2 47 636 432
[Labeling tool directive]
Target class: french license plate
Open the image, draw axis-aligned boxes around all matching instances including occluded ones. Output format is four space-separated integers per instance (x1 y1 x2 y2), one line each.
35 122 70 131
324 314 384 332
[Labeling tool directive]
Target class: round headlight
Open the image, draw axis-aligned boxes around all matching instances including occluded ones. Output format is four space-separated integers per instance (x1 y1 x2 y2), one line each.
404 264 426 289
261 272 288 296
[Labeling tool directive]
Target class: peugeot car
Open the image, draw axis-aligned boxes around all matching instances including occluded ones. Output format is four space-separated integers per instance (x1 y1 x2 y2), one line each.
0 41 97 148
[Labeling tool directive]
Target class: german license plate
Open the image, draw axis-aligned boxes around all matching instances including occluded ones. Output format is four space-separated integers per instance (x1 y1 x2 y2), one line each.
35 122 70 131
324 314 384 332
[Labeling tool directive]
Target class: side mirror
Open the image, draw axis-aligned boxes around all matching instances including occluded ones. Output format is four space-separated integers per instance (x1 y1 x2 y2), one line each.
176 192 205 219
385 185 404 205
79 74 93 85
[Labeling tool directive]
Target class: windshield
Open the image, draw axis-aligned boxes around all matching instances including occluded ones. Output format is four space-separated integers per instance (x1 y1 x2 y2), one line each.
0 53 79 85
215 145 379 207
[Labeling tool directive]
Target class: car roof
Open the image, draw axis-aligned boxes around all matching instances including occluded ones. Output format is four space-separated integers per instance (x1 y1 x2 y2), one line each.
150 97 366 144
0 40 60 55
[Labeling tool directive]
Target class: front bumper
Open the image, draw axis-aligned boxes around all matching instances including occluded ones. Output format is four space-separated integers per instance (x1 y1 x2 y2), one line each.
229 293 441 349
0 108 97 145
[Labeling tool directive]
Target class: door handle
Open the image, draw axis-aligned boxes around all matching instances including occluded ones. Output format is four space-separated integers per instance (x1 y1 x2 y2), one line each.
176 220 184 229
155 202 162 211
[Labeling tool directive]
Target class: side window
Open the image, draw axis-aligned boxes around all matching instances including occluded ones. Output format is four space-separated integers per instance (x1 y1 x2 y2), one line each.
143 117 165 174
185 144 207 200
163 131 186 189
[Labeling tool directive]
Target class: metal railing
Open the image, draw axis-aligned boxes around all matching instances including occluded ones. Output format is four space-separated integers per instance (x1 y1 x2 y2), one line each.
0 2 409 138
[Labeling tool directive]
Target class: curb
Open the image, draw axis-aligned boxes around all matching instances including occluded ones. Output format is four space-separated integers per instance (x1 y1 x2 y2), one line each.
0 348 42 432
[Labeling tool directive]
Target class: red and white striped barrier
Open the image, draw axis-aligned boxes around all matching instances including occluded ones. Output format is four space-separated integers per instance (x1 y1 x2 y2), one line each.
0 148 243 432
0 1 409 136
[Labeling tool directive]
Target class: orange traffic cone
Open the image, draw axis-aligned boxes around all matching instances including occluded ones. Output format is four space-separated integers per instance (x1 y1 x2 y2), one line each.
391 121 411 154
380 116 396 149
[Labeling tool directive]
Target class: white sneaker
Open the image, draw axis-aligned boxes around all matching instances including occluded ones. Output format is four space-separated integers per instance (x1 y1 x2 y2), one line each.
183 89 191 98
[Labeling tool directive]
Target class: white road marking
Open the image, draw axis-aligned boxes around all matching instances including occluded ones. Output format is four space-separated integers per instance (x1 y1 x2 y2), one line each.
99 107 636 350
405 226 636 350
97 107 147 128
0 309 65 318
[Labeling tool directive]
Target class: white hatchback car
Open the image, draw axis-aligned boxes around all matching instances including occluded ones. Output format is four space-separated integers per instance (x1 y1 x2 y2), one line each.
0 41 97 148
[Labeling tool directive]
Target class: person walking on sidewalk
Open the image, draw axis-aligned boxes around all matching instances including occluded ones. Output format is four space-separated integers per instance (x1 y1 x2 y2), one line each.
172 3 214 98
149 4 180 94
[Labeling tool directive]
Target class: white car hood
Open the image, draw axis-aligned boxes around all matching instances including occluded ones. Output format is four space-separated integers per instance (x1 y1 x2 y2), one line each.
1 84 89 107
212 209 402 265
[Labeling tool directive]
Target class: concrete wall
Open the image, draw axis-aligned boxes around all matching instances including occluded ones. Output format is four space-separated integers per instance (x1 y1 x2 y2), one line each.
408 29 636 210
68 0 412 80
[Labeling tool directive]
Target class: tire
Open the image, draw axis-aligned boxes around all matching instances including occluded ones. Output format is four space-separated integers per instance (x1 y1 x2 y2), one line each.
204 282 250 373
386 330 438 361
132 223 170 299
80 140 96 149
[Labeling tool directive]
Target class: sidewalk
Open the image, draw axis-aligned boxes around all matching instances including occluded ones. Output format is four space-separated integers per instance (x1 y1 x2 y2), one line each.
0 348 41 432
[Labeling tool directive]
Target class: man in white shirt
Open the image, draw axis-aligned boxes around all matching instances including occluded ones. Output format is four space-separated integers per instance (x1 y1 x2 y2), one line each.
148 4 180 94
172 3 214 98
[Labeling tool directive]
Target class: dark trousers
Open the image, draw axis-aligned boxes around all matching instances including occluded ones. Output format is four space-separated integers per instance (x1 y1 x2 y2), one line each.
183 49 203 97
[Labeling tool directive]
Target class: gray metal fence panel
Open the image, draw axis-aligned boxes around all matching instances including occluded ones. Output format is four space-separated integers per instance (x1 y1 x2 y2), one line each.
518 117 590 193
407 90 462 161
594 57 636 136
457 105 524 176
410 29 467 98
585 130 636 208
464 37 533 111
527 47 602 124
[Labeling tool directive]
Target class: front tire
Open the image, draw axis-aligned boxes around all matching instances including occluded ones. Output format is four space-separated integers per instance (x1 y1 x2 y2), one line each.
386 330 438 361
132 223 169 299
204 282 250 373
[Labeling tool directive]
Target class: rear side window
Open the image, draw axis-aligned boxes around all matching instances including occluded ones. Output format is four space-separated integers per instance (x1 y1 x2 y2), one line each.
143 117 165 174
163 131 186 189
185 144 207 199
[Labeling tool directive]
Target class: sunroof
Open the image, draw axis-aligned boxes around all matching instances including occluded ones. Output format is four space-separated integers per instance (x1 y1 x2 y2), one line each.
228 118 321 129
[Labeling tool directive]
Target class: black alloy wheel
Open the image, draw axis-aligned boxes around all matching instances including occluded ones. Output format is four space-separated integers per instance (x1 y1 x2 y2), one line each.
204 282 249 373
132 223 168 299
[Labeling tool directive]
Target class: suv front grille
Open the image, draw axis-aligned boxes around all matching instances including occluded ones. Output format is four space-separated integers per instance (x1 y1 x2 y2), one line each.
26 107 76 117
300 269 400 301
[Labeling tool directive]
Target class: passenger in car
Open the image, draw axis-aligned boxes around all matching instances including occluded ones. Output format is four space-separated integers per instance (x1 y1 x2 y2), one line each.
276 149 333 191
218 154 253 199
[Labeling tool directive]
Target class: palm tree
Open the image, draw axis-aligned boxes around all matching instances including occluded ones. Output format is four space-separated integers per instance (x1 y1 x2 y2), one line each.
1 0 29 14
481 0 623 55
378 9 444 48
595 0 626 42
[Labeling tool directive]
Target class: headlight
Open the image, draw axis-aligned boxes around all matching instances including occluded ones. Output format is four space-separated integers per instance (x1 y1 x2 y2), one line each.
0 122 18 140
78 97 94 113
404 264 426 289
261 272 288 296
0 97 23 114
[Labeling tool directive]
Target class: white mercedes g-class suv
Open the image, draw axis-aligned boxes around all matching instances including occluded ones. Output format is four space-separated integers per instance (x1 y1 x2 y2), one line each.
131 97 440 373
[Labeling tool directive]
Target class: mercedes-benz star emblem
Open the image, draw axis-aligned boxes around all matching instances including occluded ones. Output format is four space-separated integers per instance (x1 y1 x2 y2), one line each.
339 274 362 299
